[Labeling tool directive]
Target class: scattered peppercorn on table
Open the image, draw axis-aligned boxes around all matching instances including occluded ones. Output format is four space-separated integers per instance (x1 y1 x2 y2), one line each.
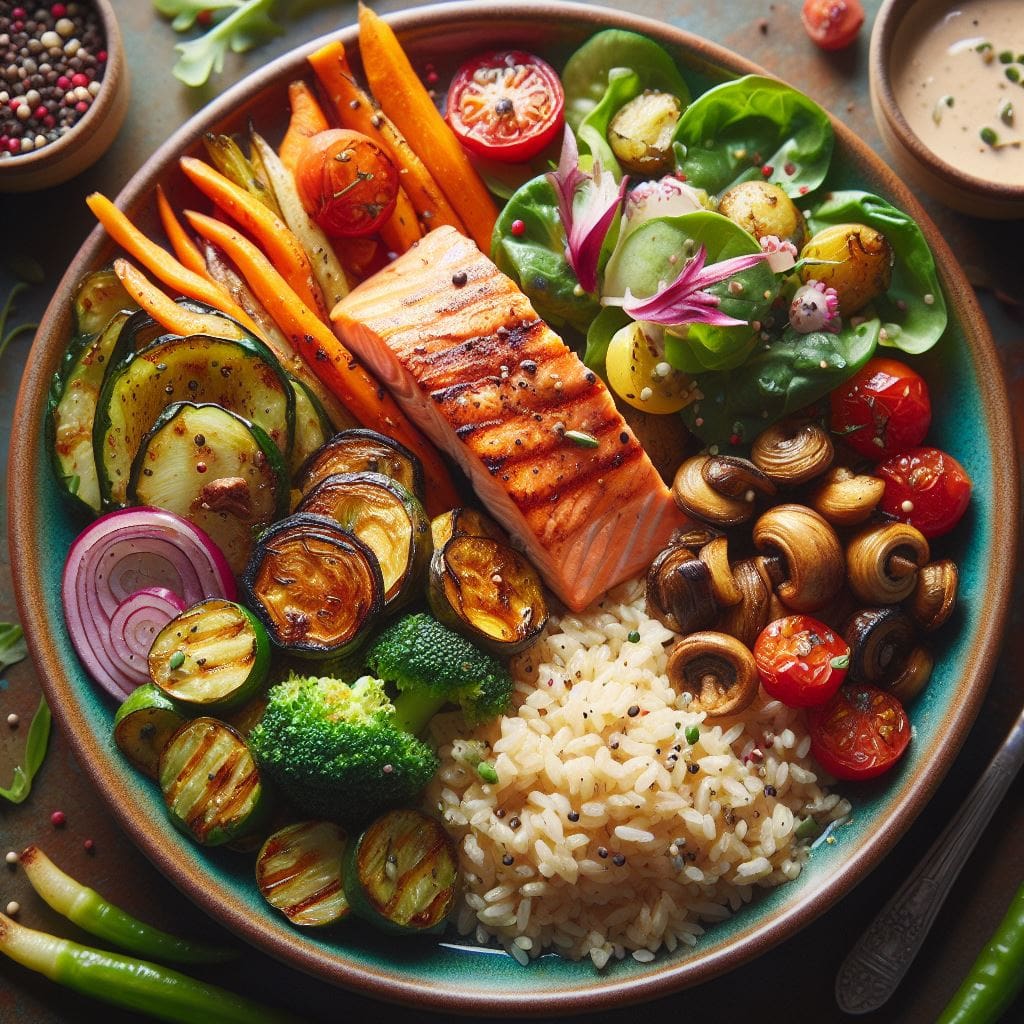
0 1 1022 1022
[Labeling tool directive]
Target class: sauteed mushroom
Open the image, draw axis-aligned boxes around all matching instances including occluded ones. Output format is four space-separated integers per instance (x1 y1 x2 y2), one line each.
846 522 929 605
702 455 777 501
809 466 885 527
907 559 958 631
888 647 934 704
646 546 717 634
666 631 759 717
698 536 742 607
670 526 723 554
752 505 845 612
713 558 773 648
751 421 834 486
844 607 916 686
672 455 755 526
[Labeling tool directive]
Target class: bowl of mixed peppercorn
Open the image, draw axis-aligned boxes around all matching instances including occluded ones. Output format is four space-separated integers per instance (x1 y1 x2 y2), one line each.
0 0 127 191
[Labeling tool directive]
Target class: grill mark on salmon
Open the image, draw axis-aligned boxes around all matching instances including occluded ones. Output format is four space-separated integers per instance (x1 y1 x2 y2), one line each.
331 226 686 611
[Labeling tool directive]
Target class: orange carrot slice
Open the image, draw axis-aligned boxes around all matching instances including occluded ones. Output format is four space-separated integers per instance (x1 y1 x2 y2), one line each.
154 185 211 282
279 80 330 176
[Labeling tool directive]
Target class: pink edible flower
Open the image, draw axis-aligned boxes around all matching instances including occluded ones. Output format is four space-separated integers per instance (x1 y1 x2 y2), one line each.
759 234 799 274
605 244 768 328
789 279 841 333
546 128 629 294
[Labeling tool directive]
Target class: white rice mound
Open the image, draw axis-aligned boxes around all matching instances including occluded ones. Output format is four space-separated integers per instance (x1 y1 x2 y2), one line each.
427 578 852 969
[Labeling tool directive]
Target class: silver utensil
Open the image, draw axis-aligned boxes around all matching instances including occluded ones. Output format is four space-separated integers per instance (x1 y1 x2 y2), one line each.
835 701 1024 1014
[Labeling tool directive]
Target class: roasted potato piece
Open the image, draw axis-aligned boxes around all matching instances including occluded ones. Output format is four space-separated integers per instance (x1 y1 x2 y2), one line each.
608 91 682 175
800 222 893 315
718 181 806 249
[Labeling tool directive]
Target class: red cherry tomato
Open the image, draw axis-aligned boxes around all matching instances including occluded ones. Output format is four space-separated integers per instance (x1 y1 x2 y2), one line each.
753 615 849 708
829 357 931 461
877 446 972 538
808 683 911 781
801 0 865 51
446 50 565 163
296 129 399 238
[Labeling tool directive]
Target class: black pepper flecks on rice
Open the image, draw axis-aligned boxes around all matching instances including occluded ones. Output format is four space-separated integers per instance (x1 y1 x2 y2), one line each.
0 1 106 158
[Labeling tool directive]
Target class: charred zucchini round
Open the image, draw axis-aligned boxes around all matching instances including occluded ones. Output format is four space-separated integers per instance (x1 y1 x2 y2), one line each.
256 821 350 928
288 377 335 481
149 599 271 713
344 809 458 935
72 267 136 337
127 402 288 574
159 717 268 846
241 513 384 658
295 429 425 503
429 507 505 550
297 472 429 610
428 535 548 655
113 683 188 780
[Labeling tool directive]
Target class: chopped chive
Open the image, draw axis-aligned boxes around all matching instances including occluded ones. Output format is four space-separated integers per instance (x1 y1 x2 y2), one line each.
684 725 700 745
980 126 999 146
168 650 186 671
795 816 824 841
932 95 954 124
564 429 599 448
830 654 850 670
627 630 641 643
999 50 1014 64
476 762 499 784
63 474 81 496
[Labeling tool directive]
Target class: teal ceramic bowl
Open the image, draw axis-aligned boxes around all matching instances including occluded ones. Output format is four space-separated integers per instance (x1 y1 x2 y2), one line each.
7 1 1018 1014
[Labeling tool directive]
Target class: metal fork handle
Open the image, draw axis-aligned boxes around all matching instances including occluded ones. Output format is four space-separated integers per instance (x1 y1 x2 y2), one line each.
835 706 1024 1015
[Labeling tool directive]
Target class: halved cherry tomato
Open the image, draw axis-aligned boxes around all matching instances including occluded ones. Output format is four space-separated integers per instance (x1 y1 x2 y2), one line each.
801 0 865 51
296 129 399 238
754 615 849 708
808 683 911 781
877 446 972 538
830 357 931 461
446 50 565 163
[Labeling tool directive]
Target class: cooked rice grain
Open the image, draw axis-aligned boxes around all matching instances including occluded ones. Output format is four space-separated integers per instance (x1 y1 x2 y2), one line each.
427 579 846 966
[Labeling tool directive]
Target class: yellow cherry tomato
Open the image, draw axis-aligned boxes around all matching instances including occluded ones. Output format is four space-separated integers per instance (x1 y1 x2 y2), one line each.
605 321 693 414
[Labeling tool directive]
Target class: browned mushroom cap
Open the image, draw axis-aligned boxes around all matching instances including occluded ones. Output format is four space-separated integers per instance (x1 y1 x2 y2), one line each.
888 647 934 704
670 525 723 554
699 536 743 607
753 504 845 612
673 455 756 526
844 607 917 686
809 466 886 527
713 557 772 648
847 522 930 605
751 421 834 486
646 546 717 634
907 560 958 631
702 455 777 501
666 631 759 718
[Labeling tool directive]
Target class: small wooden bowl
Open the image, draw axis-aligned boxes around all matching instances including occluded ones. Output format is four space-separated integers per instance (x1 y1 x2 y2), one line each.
870 0 1024 220
0 0 128 193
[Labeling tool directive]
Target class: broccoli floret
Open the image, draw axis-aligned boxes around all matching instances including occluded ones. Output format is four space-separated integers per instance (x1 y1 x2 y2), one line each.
249 673 438 824
365 613 513 733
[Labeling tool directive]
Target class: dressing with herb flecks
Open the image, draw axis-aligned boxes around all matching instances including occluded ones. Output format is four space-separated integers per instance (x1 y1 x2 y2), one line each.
892 0 1024 186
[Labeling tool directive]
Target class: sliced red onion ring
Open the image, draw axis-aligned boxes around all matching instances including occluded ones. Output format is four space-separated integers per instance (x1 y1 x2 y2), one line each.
61 507 236 699
108 587 187 689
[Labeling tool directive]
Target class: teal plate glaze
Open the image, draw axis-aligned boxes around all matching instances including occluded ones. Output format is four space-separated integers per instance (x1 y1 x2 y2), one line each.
8 2 1018 1015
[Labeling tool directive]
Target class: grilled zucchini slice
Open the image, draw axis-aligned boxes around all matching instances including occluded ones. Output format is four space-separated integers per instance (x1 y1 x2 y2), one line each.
113 683 188 780
295 429 425 503
344 809 458 935
72 267 135 337
241 513 384 658
289 377 335 481
297 472 429 610
149 599 271 713
428 535 548 655
127 402 288 573
256 821 350 928
429 507 505 550
95 332 294 507
159 717 268 846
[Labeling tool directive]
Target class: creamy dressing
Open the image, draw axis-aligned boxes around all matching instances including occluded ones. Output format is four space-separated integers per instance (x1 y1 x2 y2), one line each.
892 0 1024 186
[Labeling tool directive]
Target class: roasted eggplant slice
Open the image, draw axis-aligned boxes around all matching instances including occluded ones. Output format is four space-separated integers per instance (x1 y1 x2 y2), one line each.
256 821 350 928
295 429 425 503
128 402 288 573
159 717 268 846
241 513 384 658
428 535 547 655
149 599 271 713
113 683 188 780
344 809 457 935
297 472 429 610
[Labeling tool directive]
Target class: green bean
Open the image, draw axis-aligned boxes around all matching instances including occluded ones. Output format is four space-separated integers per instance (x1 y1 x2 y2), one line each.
937 881 1024 1024
0 912 300 1024
19 846 237 964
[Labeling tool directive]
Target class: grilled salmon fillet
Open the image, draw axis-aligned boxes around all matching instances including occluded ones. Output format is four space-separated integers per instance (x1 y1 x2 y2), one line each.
331 226 685 612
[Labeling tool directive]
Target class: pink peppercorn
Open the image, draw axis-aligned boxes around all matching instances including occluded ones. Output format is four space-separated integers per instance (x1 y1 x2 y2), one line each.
761 164 774 178
97 51 107 63
50 810 66 827
43 115 55 128
51 3 68 15
426 71 439 85
75 101 88 114
83 839 95 853
57 75 70 89
71 73 89 88
12 8 26 19
34 106 47 120
6 138 19 154
510 219 526 236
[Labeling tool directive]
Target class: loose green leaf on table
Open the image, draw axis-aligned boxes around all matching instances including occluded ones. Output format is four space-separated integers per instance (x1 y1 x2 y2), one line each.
1 697 52 805
0 282 38 360
0 623 27 672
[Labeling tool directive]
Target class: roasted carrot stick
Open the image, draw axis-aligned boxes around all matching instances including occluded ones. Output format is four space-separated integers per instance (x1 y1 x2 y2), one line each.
85 192 260 335
379 184 422 255
154 185 211 282
113 259 251 342
356 4 497 251
307 39 465 236
179 155 328 322
184 209 459 513
279 80 329 176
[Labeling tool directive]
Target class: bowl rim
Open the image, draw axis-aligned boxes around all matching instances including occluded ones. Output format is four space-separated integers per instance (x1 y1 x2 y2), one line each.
869 0 1024 202
8 0 1020 1014
0 0 125 173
